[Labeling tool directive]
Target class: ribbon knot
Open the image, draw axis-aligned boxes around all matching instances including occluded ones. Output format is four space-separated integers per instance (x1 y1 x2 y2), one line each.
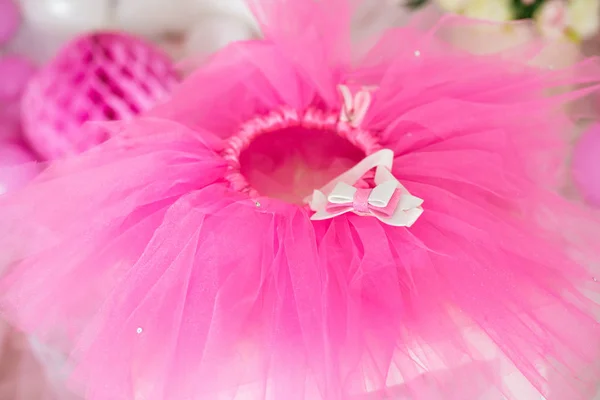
351 188 372 214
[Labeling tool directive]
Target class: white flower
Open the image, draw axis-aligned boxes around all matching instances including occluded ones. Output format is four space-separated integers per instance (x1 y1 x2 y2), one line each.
535 0 569 39
567 0 600 39
435 0 471 13
462 0 514 22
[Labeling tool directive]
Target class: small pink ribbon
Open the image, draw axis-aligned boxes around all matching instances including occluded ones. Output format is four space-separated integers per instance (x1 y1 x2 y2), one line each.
338 84 373 128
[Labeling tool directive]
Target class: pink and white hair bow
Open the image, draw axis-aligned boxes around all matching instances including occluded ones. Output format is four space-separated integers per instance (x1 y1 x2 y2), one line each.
308 149 424 227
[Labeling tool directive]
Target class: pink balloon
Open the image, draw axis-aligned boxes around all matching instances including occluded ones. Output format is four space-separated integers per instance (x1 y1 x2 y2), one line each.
0 104 21 142
0 141 41 195
0 0 21 45
572 124 600 206
0 119 20 142
0 55 37 101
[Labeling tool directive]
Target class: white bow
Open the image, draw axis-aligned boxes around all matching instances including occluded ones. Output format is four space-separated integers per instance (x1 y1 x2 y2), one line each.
307 150 424 227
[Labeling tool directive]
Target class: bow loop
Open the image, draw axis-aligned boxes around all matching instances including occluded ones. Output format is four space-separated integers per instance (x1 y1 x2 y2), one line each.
327 182 357 204
368 180 397 208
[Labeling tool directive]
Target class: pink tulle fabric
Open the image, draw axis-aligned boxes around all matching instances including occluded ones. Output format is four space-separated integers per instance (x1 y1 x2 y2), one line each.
1 1 600 399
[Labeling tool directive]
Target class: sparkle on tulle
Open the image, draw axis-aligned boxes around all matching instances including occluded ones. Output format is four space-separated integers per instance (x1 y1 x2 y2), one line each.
136 327 143 334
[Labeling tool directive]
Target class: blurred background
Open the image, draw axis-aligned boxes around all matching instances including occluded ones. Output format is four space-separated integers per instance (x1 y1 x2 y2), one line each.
0 0 599 398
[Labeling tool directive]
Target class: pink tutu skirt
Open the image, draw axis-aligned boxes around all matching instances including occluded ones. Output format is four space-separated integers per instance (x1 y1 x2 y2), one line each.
1 1 600 399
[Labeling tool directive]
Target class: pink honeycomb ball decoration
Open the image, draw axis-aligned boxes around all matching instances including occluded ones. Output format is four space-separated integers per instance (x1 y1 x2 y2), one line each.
572 124 600 207
21 31 179 160
0 0 20 45
0 142 41 195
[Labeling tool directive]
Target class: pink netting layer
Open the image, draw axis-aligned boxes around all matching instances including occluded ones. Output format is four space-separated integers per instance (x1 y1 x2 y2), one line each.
21 32 179 160
0 1 600 400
